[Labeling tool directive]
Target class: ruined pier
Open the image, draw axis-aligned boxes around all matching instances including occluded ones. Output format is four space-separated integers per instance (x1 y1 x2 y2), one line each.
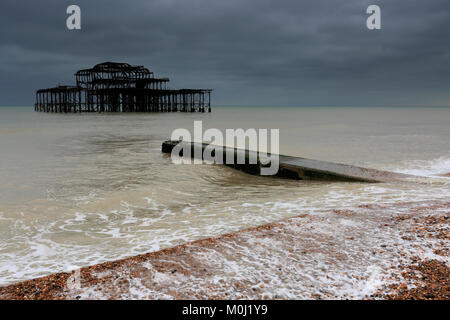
35 62 212 113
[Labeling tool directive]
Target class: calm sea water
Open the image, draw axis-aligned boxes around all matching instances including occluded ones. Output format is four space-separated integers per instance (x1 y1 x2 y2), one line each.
0 106 449 285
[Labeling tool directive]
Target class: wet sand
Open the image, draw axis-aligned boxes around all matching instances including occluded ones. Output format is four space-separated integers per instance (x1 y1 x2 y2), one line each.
0 201 448 300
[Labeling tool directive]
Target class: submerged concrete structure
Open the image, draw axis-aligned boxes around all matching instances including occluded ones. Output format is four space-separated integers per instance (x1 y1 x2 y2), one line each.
35 62 212 113
162 140 411 182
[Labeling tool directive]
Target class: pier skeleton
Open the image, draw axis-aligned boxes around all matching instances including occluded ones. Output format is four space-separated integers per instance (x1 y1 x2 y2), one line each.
35 62 212 113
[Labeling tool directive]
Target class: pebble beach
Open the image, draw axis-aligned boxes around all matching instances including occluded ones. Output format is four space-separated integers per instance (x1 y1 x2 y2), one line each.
1 200 448 300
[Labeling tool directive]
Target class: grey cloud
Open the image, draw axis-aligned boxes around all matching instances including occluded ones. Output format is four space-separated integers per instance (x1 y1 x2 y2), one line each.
0 0 449 106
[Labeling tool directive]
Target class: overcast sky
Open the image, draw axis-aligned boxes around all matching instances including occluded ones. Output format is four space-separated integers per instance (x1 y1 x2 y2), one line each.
0 0 449 106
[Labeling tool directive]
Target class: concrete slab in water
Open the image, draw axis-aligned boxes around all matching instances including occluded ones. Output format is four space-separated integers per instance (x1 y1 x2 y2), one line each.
162 140 410 183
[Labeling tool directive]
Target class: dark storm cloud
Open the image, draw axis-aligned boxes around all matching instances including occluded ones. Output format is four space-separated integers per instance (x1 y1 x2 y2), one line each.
0 0 449 106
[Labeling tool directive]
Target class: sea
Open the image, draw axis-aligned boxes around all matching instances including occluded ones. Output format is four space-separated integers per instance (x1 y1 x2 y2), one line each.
0 106 449 290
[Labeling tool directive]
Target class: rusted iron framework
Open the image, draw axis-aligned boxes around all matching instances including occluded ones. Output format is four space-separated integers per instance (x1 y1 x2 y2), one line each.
35 62 212 113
